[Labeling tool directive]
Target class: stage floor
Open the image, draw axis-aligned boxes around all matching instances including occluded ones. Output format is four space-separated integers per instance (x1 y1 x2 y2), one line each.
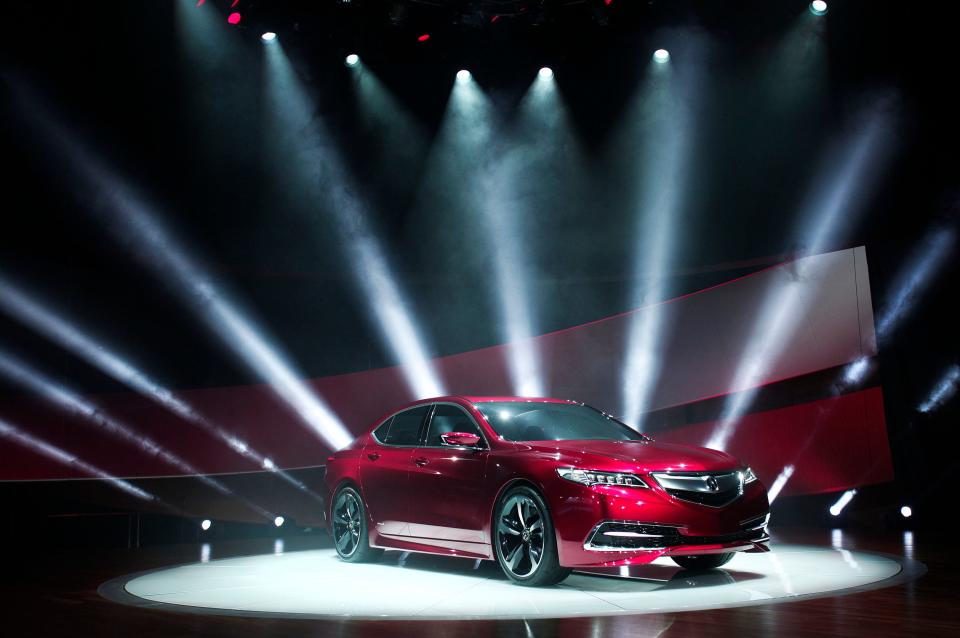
5 528 957 637
109 544 912 620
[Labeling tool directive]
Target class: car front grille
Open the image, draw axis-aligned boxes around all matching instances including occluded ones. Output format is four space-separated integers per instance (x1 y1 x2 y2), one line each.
649 470 744 507
584 518 769 551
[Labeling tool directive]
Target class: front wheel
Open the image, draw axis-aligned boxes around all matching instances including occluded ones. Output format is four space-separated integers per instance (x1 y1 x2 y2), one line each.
671 552 735 571
331 486 383 563
494 486 571 586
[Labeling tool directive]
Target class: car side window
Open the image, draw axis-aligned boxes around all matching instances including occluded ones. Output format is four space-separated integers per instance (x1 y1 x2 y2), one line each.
381 406 430 446
372 417 394 443
424 404 484 447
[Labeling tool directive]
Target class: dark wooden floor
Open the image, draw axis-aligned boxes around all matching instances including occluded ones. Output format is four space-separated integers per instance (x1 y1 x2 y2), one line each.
3 527 955 637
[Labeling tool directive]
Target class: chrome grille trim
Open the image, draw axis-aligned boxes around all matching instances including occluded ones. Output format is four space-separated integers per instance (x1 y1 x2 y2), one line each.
650 470 745 508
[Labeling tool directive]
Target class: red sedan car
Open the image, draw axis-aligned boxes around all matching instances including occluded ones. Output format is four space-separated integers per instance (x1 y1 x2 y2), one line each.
325 396 770 586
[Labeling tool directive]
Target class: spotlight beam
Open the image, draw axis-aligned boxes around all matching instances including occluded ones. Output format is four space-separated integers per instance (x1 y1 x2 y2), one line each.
0 277 324 503
706 108 894 450
264 44 444 400
620 43 700 429
0 417 157 502
434 69 554 397
0 350 275 520
876 228 956 343
7 84 353 451
919 364 960 414
842 226 954 388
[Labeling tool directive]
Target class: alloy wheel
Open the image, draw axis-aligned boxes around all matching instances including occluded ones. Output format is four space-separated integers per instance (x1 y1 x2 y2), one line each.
332 491 362 557
496 494 545 578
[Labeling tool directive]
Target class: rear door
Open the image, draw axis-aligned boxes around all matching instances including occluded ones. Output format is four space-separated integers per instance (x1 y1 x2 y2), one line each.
406 403 490 554
359 405 430 539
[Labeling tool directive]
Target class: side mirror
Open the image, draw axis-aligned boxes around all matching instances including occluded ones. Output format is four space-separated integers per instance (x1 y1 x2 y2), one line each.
440 432 482 448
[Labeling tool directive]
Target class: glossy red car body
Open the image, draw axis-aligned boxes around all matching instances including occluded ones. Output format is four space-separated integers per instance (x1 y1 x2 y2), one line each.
325 396 770 568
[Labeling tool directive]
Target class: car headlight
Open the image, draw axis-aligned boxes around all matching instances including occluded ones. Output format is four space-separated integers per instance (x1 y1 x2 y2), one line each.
557 468 648 488
742 467 758 484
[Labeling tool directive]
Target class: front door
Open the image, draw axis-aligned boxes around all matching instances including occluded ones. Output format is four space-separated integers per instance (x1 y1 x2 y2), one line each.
406 403 490 555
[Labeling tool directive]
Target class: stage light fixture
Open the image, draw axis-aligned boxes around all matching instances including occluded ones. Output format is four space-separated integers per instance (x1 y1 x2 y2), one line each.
201 519 212 531
261 32 276 42
829 489 856 516
0 278 326 503
653 49 670 63
810 1 828 16
345 53 359 67
918 364 960 414
900 506 913 518
265 42 445 400
274 516 285 527
227 12 241 25
539 67 554 79
417 34 430 42
457 69 471 82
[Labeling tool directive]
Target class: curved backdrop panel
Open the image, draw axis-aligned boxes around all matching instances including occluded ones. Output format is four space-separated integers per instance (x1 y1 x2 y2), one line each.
0 247 891 498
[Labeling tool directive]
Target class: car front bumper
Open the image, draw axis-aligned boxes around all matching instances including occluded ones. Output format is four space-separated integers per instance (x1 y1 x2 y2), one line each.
546 475 771 568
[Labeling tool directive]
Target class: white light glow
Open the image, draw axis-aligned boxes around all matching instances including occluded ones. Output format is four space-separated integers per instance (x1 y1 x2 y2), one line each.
124 546 901 618
0 417 156 501
766 464 795 504
900 505 912 518
201 519 212 531
620 41 700 428
0 350 274 520
261 32 277 42
456 69 471 82
539 67 554 79
919 364 960 413
274 516 285 528
266 43 445 401
442 64 546 398
902 531 914 560
829 489 857 516
0 277 324 502
810 1 828 16
200 542 211 563
876 228 955 344
706 109 893 450
842 356 871 386
653 49 670 63
6 86 354 452
345 53 359 66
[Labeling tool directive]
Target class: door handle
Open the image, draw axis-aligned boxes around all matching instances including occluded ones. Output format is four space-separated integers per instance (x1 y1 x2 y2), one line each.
367 453 380 461
414 457 429 467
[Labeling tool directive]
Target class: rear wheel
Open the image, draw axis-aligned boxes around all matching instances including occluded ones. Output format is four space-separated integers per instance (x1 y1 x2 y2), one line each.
331 486 383 563
671 552 735 571
494 486 571 586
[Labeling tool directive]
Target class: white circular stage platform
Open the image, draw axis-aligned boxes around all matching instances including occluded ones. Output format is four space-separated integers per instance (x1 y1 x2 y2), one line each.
109 544 918 620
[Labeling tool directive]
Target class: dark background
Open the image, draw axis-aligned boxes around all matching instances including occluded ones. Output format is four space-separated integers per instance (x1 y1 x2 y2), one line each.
0 0 957 544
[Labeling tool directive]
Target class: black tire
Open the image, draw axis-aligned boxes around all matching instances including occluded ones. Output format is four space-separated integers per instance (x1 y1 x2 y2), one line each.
494 485 572 586
671 552 735 571
331 486 383 563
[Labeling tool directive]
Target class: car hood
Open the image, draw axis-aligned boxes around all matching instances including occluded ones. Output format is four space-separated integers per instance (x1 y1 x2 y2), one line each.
521 439 743 473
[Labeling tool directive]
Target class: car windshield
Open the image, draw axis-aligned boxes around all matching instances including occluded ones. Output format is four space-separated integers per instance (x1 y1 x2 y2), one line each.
474 402 648 442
